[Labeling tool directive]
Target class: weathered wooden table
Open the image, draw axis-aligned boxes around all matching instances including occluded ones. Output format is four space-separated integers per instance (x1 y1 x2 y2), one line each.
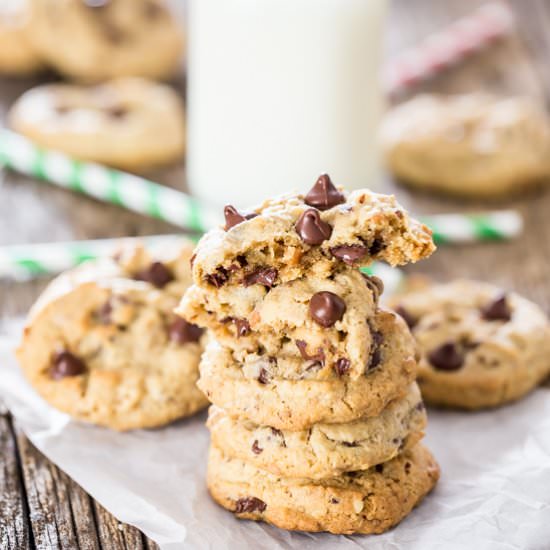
2 0 550 547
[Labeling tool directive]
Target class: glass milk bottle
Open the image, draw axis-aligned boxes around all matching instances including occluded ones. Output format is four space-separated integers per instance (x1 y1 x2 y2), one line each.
187 0 388 208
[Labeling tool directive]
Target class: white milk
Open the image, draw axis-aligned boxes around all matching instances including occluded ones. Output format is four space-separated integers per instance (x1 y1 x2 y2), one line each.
187 0 388 208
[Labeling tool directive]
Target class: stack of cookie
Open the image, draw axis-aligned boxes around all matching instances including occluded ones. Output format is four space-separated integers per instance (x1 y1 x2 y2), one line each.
178 176 440 534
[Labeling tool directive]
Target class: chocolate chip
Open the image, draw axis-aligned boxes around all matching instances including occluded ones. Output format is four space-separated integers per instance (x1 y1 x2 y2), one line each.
304 174 345 210
234 318 250 337
55 104 71 115
334 358 350 376
330 245 368 265
309 292 346 327
134 262 174 289
375 464 384 473
97 300 113 324
295 340 325 366
367 327 384 371
295 209 332 245
143 0 164 18
206 267 228 288
369 238 385 255
481 294 511 322
369 348 382 370
394 305 417 329
269 427 286 447
428 341 464 371
106 105 128 119
415 401 426 412
243 267 278 288
251 440 263 454
258 368 270 384
222 316 251 337
224 205 247 231
330 497 340 504
236 255 248 267
235 497 266 514
342 441 359 448
404 462 411 474
223 205 258 231
361 273 384 299
51 351 86 380
168 318 203 344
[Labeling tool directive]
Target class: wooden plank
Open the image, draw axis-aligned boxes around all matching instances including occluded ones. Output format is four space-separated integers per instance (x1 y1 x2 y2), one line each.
14 421 101 550
93 501 146 550
0 415 31 550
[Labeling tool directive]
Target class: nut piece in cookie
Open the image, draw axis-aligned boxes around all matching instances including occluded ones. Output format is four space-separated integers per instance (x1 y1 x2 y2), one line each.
389 278 550 409
381 93 550 198
16 239 208 430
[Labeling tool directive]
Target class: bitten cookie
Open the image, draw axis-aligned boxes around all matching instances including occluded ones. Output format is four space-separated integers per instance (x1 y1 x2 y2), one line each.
16 239 208 430
9 78 186 170
381 94 550 198
188 175 435 292
389 279 550 409
27 0 183 81
208 382 426 480
0 0 43 75
198 308 418 430
207 443 439 535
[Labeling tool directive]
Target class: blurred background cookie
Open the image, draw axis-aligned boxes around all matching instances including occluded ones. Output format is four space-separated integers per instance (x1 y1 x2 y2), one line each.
389 279 550 409
381 94 550 198
16 239 208 430
9 77 186 169
27 0 183 81
0 0 43 76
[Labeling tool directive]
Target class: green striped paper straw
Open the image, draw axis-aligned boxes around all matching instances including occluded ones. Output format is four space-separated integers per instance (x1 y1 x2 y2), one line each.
0 130 221 233
420 211 523 245
0 236 405 295
0 235 190 282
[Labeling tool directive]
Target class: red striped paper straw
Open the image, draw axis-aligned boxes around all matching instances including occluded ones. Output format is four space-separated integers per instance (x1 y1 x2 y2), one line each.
384 2 515 97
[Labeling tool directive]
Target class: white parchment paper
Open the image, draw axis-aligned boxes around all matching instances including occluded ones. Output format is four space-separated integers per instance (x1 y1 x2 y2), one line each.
1 323 549 550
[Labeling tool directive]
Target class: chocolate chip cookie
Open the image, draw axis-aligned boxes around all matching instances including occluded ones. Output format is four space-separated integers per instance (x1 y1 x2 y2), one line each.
390 279 550 409
189 174 435 292
381 93 550 198
207 442 439 535
17 239 208 430
197 308 418 430
28 0 183 81
207 382 426 480
9 78 185 170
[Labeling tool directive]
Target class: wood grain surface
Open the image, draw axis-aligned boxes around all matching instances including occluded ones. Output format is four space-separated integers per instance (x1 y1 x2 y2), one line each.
1 1 549 547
